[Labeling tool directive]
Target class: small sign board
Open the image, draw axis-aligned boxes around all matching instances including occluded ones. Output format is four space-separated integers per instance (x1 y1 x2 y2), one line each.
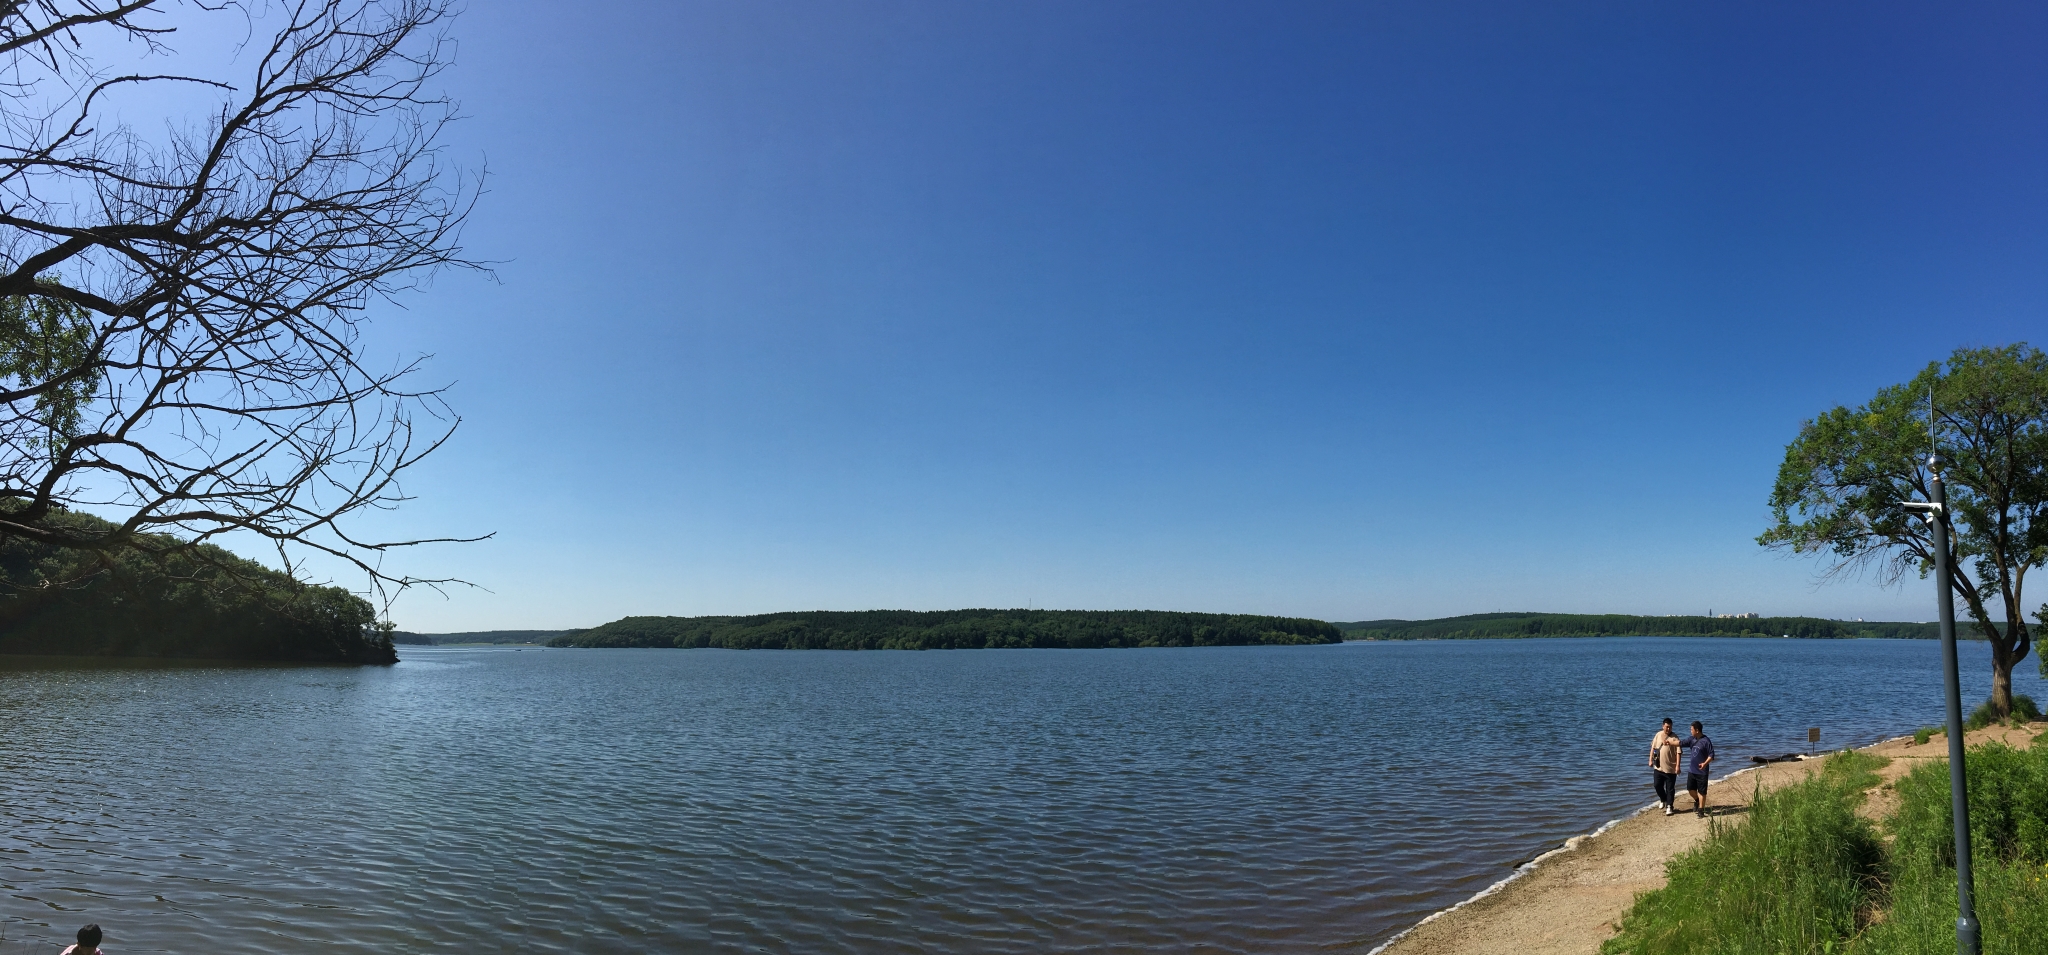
1809 726 1820 755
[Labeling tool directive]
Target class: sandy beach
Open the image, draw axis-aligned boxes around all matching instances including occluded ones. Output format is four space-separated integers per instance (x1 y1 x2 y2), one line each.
1372 722 2045 955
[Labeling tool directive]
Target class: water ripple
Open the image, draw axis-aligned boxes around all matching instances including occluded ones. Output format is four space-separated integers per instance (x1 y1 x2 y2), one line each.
0 638 2038 953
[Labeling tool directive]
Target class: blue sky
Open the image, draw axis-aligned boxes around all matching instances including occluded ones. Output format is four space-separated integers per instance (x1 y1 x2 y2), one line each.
327 1 2047 631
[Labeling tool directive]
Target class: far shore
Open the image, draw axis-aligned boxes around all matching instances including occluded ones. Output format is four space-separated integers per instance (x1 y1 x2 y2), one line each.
1370 721 2044 955
1341 633 1967 643
1341 635 1973 641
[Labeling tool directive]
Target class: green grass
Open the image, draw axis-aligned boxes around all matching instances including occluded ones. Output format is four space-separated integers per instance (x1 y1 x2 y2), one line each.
1911 694 2037 745
1600 751 1888 955
1602 736 2048 955
1851 740 2048 954
1856 860 2048 955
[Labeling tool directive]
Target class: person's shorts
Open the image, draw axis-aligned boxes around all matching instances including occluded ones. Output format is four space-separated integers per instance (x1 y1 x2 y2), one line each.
1687 771 1709 792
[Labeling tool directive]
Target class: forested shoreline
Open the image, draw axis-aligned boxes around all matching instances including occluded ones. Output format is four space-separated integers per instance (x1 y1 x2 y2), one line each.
0 508 394 664
549 609 1342 650
1338 612 1941 641
390 629 569 646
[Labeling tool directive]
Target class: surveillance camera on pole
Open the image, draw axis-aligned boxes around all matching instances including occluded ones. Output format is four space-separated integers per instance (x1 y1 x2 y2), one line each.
1903 450 1981 955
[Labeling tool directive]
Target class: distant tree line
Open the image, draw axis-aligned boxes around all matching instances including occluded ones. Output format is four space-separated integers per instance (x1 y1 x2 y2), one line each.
549 610 1342 650
1337 613 1942 641
390 630 571 646
0 506 392 663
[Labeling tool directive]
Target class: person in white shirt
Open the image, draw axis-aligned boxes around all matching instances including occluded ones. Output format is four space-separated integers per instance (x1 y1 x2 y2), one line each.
1648 718 1683 815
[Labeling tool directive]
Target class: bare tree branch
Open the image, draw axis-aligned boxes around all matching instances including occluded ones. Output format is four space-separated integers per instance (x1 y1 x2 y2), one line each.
0 0 486 608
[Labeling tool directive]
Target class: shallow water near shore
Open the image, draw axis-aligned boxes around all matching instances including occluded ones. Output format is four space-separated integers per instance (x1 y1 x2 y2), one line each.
0 637 2040 953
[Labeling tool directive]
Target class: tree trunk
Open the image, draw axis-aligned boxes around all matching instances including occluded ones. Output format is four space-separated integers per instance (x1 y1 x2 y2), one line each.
1990 643 2014 720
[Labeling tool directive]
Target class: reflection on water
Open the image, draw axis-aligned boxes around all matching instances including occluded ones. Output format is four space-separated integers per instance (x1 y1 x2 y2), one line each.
0 638 2036 953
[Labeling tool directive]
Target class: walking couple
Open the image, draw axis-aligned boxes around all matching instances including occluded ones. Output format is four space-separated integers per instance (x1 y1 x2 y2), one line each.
1649 718 1714 818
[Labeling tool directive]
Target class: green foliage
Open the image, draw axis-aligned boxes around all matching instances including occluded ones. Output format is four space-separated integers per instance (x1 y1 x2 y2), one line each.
1914 726 1942 745
395 629 569 645
0 506 390 664
551 610 1342 650
1967 694 2043 731
1759 344 2048 717
1336 612 1936 641
1600 751 1888 955
0 289 99 461
2039 603 2048 680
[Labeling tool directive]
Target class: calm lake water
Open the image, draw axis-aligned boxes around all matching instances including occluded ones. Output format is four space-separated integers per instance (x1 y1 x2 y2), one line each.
1 638 2041 953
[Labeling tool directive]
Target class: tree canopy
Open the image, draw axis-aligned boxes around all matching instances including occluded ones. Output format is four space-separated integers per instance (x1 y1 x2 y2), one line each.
1760 343 2047 716
1335 612 1937 641
550 610 1342 651
0 505 389 663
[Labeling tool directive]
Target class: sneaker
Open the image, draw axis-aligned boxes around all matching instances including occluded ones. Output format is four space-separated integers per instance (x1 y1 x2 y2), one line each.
1663 806 1673 816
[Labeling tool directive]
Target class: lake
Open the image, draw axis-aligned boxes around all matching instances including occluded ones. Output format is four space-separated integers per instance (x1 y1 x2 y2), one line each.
1 637 2040 953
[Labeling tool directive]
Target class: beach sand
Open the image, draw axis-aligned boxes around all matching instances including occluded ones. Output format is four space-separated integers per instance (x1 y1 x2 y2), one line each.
1372 722 2044 955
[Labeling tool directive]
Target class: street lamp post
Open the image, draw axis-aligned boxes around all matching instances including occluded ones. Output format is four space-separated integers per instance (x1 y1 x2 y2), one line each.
1905 455 1981 955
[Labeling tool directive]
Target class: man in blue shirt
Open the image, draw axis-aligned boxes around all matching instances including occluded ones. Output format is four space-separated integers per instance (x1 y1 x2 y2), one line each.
1680 721 1715 817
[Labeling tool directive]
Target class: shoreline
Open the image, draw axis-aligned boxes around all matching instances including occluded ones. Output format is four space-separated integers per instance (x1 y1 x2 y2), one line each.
1342 635 1965 643
1360 753 1793 955
1367 722 2042 955
1363 810 1641 955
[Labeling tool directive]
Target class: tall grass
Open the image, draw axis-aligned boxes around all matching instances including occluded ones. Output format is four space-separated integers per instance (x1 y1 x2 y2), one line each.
1852 741 2048 955
1858 862 2048 955
1601 751 1888 955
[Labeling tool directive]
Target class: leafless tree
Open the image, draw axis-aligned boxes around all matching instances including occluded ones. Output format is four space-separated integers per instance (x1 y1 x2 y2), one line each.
0 0 484 599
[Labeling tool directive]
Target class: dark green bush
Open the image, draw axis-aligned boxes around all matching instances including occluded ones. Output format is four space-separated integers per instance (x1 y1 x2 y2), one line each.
1965 694 2042 730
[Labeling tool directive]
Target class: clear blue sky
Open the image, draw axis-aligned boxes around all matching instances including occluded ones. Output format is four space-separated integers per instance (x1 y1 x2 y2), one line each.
335 1 2047 631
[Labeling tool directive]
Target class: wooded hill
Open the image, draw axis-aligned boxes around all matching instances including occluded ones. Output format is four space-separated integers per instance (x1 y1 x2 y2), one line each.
1336 612 1940 641
0 507 393 664
390 630 570 646
549 609 1342 650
